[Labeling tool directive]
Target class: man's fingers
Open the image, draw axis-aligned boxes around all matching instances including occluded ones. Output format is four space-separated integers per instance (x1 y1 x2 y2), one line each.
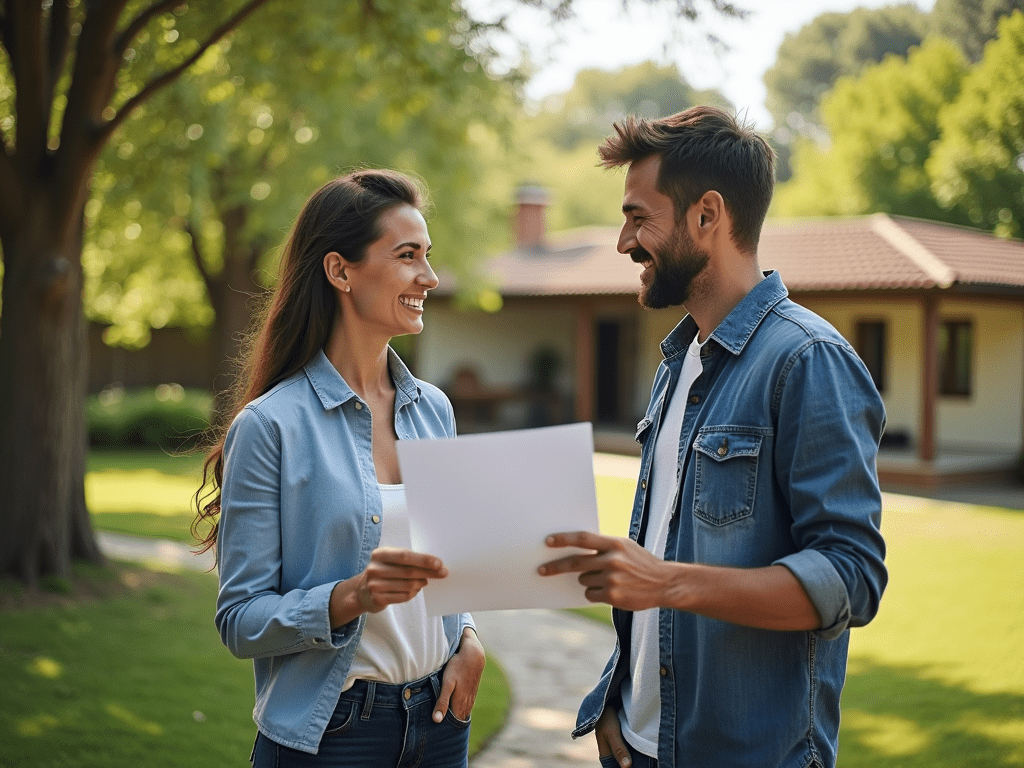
544 530 615 551
537 552 604 576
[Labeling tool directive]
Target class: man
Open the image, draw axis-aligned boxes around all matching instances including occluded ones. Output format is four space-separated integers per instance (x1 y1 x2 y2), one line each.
539 106 887 768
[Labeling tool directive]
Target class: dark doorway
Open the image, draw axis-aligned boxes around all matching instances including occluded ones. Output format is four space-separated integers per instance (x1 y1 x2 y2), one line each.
595 317 637 426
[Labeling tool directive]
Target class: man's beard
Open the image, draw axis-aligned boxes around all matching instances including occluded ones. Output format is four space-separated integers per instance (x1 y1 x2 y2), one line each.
635 226 710 309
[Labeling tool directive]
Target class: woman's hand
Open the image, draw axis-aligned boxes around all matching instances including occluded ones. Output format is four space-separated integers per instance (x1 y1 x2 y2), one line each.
433 627 486 723
329 547 447 628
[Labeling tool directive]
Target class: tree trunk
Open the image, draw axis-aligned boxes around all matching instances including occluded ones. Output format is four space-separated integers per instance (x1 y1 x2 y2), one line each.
207 207 266 426
0 197 104 586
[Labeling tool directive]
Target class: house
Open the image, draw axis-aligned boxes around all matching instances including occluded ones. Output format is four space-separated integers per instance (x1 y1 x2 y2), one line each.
415 190 1024 487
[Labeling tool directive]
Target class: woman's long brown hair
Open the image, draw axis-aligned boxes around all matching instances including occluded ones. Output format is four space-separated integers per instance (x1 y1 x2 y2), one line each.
192 169 424 556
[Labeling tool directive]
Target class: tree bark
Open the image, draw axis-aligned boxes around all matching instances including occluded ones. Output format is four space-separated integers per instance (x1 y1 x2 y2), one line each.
206 205 266 425
0 193 103 585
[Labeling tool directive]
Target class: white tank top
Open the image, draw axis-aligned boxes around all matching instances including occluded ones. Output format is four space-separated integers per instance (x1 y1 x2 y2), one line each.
344 484 449 690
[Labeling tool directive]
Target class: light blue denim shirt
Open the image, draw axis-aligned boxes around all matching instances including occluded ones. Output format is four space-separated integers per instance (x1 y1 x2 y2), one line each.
216 348 473 754
576 272 888 768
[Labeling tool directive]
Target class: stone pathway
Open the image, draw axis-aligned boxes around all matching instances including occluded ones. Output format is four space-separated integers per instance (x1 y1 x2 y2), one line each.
470 609 615 768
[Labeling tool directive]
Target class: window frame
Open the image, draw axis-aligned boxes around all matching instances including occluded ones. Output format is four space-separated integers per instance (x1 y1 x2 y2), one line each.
938 318 973 398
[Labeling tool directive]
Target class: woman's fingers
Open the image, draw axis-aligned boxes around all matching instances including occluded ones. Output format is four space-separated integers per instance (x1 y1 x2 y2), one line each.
358 548 447 612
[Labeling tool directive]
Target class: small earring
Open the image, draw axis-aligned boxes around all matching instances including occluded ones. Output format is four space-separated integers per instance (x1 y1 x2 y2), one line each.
345 285 351 292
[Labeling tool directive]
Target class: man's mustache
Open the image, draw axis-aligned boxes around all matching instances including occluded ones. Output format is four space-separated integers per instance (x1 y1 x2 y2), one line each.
630 246 653 264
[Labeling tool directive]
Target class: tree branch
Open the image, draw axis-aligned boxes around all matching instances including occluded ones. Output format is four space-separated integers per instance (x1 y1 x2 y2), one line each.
46 0 73 106
11 0 49 169
184 219 215 297
98 0 272 142
0 144 23 226
0 2 18 83
114 0 181 57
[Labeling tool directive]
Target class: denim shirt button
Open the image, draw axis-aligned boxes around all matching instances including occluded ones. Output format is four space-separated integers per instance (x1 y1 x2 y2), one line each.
660 666 668 677
371 515 381 524
690 395 700 404
354 402 363 410
641 479 647 489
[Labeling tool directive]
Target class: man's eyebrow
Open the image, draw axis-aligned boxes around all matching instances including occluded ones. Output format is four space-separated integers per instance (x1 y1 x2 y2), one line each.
622 203 644 215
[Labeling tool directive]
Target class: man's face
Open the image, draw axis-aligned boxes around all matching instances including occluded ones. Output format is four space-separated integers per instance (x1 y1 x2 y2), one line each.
618 155 709 309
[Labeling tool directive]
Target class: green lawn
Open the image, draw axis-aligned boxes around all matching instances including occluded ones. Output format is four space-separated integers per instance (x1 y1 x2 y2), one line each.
0 563 509 767
86 450 206 543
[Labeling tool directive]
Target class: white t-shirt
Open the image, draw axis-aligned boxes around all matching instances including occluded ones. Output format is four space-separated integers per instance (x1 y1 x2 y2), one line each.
620 334 705 757
344 484 449 690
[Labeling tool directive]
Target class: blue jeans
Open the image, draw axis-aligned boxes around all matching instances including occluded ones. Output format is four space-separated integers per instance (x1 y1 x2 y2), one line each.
251 667 470 767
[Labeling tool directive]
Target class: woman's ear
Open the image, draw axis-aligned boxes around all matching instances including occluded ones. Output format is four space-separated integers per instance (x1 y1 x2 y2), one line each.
323 252 351 293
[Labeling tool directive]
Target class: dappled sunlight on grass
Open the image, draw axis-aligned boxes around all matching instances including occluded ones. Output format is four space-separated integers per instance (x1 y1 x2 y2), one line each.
26 656 63 679
841 709 931 757
105 703 163 736
14 713 59 737
841 657 1024 766
85 469 197 516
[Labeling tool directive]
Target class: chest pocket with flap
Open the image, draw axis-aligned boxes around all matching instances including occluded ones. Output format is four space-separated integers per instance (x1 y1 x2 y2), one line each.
692 428 767 526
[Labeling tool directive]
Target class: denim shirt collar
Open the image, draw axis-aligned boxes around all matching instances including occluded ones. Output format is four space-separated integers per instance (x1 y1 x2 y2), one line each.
303 347 421 410
660 270 789 359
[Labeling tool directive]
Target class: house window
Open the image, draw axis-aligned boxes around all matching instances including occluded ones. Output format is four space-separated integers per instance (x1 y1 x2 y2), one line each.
938 320 972 397
855 321 887 393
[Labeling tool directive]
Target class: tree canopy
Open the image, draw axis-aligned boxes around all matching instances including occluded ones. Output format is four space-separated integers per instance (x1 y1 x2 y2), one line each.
774 38 969 221
84 1 514 352
763 4 928 142
928 10 1024 237
930 0 1024 61
507 61 731 233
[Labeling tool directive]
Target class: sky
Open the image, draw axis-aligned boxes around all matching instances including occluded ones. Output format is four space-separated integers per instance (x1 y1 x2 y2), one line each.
471 0 935 129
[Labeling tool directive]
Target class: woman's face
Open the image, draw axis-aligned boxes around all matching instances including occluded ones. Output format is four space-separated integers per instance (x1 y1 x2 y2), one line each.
341 203 438 338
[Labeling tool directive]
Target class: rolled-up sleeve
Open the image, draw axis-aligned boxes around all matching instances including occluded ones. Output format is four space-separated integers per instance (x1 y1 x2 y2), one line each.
215 406 359 658
772 339 888 640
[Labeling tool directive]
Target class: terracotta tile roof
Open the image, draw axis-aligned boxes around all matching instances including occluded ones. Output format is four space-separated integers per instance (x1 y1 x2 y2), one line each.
438 215 1024 297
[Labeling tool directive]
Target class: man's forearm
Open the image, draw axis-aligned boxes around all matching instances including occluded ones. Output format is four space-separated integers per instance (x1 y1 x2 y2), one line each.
662 561 821 631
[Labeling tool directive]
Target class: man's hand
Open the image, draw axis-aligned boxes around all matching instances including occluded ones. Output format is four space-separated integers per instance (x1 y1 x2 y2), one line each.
538 531 673 612
596 706 632 768
433 628 486 723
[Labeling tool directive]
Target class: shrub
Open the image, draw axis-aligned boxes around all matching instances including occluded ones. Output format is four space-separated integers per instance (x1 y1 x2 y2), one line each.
87 384 214 451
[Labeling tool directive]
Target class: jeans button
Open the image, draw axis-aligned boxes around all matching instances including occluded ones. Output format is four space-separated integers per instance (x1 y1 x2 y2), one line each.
403 689 411 700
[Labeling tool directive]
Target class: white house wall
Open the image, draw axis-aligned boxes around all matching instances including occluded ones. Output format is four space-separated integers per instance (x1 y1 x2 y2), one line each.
417 302 577 395
935 298 1024 451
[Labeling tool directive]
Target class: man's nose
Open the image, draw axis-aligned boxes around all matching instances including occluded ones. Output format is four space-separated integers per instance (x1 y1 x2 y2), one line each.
617 222 636 255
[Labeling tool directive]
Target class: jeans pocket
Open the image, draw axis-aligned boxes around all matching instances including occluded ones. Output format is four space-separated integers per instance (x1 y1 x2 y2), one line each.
444 709 472 730
323 700 358 736
692 427 767 526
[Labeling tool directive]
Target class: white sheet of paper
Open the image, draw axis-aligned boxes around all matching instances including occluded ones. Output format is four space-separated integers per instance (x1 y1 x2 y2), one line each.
397 422 600 615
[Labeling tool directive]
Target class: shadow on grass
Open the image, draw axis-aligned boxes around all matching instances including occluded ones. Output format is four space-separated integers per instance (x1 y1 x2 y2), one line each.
841 658 1024 767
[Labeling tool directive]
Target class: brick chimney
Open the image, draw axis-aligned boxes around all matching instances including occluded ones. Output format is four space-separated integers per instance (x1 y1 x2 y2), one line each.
514 185 549 249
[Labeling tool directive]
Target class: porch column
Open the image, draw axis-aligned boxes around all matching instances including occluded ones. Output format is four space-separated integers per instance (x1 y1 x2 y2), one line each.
575 301 594 423
920 293 939 462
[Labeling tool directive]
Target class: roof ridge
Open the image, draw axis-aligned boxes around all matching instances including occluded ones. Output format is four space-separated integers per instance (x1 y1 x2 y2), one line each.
868 213 956 288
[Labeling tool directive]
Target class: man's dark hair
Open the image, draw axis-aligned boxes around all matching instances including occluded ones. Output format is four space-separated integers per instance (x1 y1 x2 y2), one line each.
599 106 775 254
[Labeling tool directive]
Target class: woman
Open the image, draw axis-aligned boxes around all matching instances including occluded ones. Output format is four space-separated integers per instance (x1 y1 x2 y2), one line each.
193 169 485 766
